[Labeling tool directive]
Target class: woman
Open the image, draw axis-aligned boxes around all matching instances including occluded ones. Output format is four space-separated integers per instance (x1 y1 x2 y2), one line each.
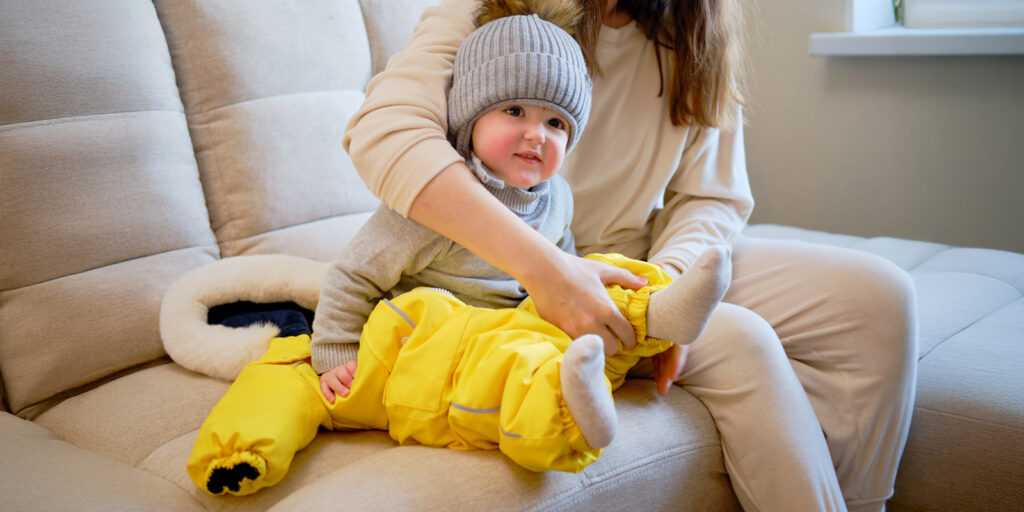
343 1 918 510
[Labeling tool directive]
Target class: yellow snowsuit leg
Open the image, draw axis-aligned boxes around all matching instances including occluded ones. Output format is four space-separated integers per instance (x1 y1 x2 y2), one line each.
187 334 328 496
187 313 403 497
354 288 595 472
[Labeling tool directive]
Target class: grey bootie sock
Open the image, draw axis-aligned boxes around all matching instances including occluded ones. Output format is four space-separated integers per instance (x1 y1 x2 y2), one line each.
646 246 732 344
561 334 617 449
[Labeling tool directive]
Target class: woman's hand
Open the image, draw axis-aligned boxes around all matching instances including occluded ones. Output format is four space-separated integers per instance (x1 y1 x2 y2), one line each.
652 344 689 395
523 251 647 356
408 164 647 356
320 360 358 403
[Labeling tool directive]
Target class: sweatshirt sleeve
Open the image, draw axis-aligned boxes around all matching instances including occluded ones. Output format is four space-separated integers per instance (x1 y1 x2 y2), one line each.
310 206 449 373
342 0 479 216
648 108 754 273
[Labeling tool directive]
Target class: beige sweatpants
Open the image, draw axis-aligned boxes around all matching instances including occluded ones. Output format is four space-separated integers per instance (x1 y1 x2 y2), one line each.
633 235 918 512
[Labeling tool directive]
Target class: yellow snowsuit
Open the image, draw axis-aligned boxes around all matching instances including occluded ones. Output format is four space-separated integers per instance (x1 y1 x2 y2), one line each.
189 254 674 496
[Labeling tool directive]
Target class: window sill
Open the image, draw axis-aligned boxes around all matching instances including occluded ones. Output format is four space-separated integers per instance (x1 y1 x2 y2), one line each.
809 25 1024 56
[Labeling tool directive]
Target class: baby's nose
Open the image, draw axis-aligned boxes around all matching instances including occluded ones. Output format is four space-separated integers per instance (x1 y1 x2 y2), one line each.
523 123 545 142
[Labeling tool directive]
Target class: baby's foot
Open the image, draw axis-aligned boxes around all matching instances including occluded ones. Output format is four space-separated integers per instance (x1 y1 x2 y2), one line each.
561 334 617 448
646 246 731 344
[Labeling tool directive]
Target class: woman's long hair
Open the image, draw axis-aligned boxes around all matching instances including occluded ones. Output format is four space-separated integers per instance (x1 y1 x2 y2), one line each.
574 0 747 129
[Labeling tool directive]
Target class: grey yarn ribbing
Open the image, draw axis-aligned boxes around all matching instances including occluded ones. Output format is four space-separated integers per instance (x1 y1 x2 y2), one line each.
448 14 592 157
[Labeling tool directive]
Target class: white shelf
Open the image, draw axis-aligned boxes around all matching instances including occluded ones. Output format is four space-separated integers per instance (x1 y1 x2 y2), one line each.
809 25 1024 56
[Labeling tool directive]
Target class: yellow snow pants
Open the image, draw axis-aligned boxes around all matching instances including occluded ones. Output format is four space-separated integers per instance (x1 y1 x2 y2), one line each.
188 253 674 495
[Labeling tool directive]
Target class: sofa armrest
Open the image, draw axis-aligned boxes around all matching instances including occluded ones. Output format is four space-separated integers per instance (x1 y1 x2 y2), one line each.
0 412 203 511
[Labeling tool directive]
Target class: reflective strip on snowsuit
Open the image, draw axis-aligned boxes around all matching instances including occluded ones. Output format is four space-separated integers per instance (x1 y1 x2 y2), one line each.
188 253 674 495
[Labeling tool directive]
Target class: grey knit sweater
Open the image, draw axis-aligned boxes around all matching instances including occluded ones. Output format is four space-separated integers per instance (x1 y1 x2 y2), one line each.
310 158 576 373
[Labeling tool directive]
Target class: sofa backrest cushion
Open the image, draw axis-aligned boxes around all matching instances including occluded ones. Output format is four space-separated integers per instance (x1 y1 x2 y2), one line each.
0 0 442 414
0 0 219 413
154 0 382 259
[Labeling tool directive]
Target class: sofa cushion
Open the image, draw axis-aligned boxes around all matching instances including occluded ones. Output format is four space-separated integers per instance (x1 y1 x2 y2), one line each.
357 0 442 75
0 1 182 125
38 369 737 511
29 353 738 511
0 0 217 414
744 224 1024 512
153 0 380 262
895 301 1024 511
0 412 203 511
265 382 737 512
2 252 218 418
33 362 230 466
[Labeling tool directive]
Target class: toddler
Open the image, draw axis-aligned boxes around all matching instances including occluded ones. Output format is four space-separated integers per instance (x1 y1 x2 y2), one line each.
187 0 729 496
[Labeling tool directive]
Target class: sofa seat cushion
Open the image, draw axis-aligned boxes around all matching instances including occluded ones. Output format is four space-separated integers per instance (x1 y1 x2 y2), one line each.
0 412 202 511
33 362 231 466
34 360 739 510
743 224 1024 512
267 385 738 512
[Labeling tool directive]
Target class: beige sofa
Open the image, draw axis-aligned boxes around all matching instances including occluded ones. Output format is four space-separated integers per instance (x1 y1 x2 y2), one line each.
1 1 1021 511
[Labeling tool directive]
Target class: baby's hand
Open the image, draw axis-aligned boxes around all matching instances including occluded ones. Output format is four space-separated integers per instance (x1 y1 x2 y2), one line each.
320 360 358 404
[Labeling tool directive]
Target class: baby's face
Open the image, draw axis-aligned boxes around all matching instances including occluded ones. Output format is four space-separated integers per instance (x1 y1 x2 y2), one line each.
470 104 569 189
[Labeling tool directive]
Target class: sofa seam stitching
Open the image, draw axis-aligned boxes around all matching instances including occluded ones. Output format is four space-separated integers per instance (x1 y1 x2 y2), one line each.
916 294 1023 361
529 441 724 511
913 404 1024 432
0 109 186 132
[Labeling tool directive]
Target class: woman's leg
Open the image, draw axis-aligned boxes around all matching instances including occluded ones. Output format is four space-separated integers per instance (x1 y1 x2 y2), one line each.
723 235 918 512
648 302 849 511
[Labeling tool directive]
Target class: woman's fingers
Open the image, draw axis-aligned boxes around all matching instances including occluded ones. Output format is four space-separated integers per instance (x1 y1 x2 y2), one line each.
596 261 648 291
652 344 689 395
587 258 642 350
524 252 641 354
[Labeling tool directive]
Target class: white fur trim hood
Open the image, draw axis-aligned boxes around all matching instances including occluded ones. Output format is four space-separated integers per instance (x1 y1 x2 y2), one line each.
160 254 329 381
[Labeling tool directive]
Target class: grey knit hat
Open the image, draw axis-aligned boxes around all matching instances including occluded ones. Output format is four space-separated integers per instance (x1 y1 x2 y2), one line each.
448 13 592 158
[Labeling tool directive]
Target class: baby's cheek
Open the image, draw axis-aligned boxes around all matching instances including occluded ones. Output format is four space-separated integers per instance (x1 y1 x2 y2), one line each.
480 133 516 161
496 131 521 153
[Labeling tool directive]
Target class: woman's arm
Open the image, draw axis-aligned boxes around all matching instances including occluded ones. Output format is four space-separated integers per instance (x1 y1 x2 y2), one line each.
649 109 754 275
409 162 644 352
343 0 476 215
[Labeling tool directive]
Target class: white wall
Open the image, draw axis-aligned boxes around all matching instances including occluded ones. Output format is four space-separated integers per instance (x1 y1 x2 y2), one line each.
744 1 1024 252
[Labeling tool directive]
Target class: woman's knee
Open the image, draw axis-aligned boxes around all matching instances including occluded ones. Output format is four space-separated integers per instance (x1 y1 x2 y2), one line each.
837 252 918 361
696 304 790 372
684 304 809 401
845 252 914 314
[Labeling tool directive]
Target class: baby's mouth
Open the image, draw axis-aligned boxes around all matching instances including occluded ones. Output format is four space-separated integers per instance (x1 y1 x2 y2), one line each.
514 153 541 164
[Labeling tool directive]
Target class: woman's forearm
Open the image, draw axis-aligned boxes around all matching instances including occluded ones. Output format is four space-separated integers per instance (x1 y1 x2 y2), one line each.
409 162 643 349
408 161 563 282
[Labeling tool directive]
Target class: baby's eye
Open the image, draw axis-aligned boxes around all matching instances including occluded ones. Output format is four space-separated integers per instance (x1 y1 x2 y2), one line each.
548 118 565 130
505 106 523 117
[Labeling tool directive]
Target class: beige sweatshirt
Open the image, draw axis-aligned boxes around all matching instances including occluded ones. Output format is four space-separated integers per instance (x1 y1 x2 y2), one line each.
343 0 753 273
